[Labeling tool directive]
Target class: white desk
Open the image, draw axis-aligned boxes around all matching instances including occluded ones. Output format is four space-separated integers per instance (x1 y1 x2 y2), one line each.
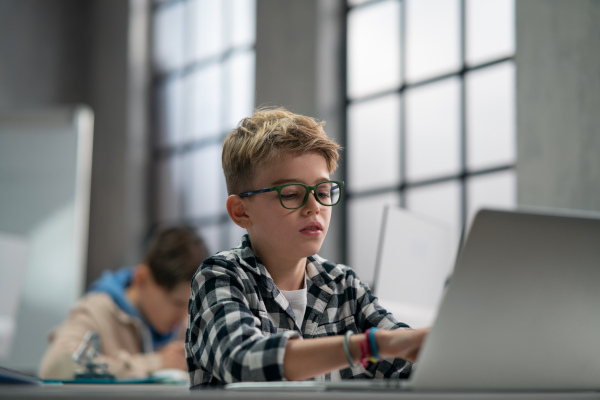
0 385 599 400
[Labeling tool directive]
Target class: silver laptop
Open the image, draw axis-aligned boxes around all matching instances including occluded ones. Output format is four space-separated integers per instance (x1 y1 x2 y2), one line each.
226 207 600 392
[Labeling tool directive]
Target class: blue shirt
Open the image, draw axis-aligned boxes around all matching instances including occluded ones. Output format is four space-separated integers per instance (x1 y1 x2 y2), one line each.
89 267 175 349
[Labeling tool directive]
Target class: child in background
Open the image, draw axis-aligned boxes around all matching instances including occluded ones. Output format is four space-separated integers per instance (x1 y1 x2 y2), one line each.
39 226 209 380
185 108 428 387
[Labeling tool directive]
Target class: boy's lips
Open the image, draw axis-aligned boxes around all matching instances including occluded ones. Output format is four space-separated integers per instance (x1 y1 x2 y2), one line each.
300 221 324 235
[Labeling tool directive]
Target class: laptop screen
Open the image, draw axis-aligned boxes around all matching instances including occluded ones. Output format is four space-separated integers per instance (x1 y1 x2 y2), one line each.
372 206 455 328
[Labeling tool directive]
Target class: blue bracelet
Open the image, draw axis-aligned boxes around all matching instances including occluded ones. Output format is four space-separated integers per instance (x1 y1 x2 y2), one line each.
343 330 357 367
368 327 380 361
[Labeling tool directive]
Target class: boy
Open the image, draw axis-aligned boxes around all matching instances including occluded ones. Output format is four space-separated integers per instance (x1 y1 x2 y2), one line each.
39 226 209 380
185 108 428 386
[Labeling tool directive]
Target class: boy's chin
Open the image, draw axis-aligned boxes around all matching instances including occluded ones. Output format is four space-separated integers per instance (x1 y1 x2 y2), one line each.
299 242 324 257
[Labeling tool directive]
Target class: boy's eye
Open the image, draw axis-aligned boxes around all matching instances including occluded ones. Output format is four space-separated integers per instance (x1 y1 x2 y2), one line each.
317 191 331 199
280 186 303 199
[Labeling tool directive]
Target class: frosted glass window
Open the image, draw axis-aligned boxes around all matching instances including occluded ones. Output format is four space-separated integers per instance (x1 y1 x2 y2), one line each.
224 51 256 129
347 0 374 6
187 0 224 63
348 192 401 285
405 0 460 83
466 62 515 170
153 2 185 72
225 0 256 48
347 0 401 99
405 180 462 241
184 64 223 141
347 94 401 192
405 77 461 181
197 224 221 258
466 0 515 66
184 145 226 219
156 157 183 223
155 78 184 147
466 169 515 230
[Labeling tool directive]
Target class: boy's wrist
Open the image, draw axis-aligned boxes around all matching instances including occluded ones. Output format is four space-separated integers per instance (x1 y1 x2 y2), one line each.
374 328 391 359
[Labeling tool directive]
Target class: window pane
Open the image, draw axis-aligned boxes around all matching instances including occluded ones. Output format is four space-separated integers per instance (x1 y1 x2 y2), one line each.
224 51 255 129
184 145 226 219
155 157 183 222
466 62 515 170
405 77 461 181
184 64 223 141
347 0 374 7
466 169 516 230
466 0 515 66
187 0 224 63
347 94 401 192
155 78 184 147
153 2 185 72
405 0 460 83
405 180 462 244
348 192 401 285
347 0 401 99
225 0 256 48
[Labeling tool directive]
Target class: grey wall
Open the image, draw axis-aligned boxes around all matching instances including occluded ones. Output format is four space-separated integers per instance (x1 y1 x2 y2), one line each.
0 0 151 288
256 0 347 263
0 0 91 106
86 0 151 285
516 0 600 212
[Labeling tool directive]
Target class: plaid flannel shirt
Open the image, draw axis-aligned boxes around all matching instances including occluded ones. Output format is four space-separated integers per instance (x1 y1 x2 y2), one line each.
185 234 412 387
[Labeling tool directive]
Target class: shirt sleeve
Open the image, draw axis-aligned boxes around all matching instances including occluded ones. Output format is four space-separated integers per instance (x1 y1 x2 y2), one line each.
186 257 301 384
352 271 413 379
38 298 163 380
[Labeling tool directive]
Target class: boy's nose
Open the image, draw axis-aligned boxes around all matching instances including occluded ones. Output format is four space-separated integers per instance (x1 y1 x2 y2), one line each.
304 190 321 213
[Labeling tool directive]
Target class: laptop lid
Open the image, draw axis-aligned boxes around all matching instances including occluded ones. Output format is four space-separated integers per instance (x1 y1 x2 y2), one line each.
410 208 600 391
373 206 454 328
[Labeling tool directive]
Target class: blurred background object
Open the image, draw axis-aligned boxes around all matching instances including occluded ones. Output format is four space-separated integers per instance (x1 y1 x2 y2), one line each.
0 106 93 373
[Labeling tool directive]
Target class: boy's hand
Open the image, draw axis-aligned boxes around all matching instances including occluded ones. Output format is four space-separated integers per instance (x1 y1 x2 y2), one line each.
159 340 187 371
377 327 430 363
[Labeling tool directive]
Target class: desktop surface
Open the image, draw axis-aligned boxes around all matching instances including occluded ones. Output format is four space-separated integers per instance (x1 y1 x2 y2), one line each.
1 384 600 400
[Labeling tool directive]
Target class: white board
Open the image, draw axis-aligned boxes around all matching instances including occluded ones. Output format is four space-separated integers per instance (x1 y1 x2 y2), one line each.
0 106 93 374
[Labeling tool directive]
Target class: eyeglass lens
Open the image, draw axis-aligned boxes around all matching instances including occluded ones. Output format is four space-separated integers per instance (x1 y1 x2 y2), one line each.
280 182 340 209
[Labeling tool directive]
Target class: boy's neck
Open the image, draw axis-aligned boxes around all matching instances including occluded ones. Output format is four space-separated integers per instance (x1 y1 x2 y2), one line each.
261 255 306 291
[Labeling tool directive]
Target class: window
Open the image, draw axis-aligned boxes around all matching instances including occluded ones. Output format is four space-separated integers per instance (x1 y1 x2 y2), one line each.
346 0 515 282
151 0 256 255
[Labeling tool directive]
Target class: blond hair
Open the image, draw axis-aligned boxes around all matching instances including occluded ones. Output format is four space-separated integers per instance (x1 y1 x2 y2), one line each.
222 107 341 195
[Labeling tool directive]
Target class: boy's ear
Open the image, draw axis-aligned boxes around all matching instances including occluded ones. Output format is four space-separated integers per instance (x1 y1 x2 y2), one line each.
226 195 252 229
132 264 151 287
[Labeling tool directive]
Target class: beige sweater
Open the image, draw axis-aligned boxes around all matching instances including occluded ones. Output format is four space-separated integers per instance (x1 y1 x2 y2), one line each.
38 292 165 380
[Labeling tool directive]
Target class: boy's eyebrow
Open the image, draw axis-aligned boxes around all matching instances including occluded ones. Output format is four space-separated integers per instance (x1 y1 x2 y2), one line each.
270 177 331 186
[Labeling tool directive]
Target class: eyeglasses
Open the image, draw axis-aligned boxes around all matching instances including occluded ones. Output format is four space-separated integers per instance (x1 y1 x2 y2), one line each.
238 181 345 210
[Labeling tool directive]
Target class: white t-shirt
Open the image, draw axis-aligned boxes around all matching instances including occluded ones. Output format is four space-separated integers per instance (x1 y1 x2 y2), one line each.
280 281 307 329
